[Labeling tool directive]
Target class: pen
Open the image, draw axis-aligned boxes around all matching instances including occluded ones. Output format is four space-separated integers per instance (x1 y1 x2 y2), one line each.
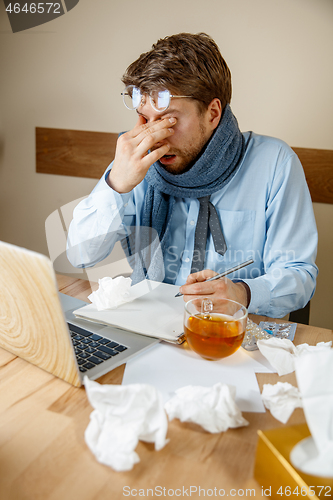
175 259 254 297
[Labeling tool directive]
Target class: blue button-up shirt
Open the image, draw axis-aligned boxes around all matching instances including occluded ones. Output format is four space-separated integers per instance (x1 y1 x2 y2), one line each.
67 132 318 318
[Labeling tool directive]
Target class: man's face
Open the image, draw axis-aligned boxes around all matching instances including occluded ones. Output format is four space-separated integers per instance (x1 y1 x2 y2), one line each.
136 97 215 175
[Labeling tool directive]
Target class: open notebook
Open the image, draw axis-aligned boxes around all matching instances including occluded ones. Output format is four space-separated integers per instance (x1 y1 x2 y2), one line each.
73 280 185 344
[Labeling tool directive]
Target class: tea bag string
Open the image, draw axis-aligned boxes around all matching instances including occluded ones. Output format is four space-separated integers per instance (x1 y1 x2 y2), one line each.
190 196 227 274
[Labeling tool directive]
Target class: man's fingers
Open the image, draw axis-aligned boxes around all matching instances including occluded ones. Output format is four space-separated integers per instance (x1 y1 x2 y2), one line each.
185 269 218 284
140 144 171 166
117 121 174 162
180 276 227 297
130 117 176 142
134 127 174 159
112 116 177 193
181 282 215 297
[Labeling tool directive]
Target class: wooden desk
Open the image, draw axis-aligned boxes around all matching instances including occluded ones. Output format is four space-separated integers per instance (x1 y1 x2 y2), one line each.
0 275 332 500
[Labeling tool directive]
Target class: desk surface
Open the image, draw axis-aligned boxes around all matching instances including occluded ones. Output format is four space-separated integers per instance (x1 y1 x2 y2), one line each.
0 275 332 500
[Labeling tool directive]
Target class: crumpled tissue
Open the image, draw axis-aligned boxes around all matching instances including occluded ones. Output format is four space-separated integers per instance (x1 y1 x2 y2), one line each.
292 350 333 477
164 383 249 433
88 276 132 310
261 382 302 423
257 337 332 376
84 377 168 471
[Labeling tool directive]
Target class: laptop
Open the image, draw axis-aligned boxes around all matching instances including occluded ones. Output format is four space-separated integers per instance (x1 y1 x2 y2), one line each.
0 240 159 387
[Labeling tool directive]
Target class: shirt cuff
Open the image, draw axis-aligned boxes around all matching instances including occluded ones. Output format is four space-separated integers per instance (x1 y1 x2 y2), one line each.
232 279 251 308
233 278 271 315
91 169 132 213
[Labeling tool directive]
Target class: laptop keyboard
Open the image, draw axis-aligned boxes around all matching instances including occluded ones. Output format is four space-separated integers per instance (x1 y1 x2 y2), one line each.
67 322 128 373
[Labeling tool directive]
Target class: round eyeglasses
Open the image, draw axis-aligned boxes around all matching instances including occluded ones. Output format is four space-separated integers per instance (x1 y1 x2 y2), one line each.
121 85 192 113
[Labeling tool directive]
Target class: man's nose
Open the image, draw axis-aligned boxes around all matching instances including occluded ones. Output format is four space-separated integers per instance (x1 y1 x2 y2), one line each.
154 139 168 147
138 102 162 123
146 114 164 124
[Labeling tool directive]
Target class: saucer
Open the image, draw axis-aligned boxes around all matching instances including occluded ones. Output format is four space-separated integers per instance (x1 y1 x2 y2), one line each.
290 436 333 478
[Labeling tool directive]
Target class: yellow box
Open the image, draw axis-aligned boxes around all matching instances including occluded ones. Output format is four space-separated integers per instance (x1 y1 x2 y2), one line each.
254 424 333 499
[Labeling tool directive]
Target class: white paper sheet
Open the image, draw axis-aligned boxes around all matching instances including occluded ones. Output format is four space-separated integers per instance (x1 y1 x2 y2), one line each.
123 343 273 413
242 348 277 373
74 280 184 342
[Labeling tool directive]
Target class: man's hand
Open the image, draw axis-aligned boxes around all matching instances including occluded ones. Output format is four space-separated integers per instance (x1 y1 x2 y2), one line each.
108 115 177 193
179 269 249 311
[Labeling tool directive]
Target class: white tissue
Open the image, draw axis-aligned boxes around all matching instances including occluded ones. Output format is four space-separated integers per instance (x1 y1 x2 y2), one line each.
293 350 333 477
164 383 249 433
257 338 332 376
88 276 132 310
261 382 302 423
84 377 168 471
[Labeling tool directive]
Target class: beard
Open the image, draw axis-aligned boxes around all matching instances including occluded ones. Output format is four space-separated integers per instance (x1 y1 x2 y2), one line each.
155 124 209 175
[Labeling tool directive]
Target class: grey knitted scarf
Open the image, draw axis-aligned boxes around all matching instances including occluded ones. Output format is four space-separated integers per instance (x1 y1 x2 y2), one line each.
122 105 246 283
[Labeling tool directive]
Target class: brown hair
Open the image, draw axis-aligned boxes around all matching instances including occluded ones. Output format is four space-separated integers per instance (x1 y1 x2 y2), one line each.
122 32 232 114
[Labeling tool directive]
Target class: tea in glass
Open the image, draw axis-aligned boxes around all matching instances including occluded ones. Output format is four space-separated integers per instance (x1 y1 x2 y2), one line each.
184 298 248 360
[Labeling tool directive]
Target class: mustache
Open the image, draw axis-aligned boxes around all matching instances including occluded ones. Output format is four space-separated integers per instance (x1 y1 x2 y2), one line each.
151 145 182 156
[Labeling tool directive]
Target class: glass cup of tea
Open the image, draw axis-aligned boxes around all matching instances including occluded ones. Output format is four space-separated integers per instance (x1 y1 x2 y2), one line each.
184 298 248 360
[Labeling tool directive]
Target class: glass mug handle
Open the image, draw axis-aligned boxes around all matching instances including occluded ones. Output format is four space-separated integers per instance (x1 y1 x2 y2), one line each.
201 298 213 319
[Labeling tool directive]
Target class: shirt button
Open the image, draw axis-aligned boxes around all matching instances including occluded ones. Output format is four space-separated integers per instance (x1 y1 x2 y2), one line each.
124 202 128 207
111 204 117 210
184 257 190 263
189 220 195 226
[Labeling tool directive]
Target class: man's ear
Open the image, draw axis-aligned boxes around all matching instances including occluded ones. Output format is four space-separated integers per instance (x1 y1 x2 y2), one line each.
207 98 222 131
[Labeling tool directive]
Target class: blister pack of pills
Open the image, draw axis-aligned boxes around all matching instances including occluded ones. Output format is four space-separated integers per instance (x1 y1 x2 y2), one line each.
242 320 297 351
259 321 297 341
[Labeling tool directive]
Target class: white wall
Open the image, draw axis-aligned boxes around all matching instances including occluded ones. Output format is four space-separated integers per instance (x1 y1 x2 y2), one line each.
0 0 332 327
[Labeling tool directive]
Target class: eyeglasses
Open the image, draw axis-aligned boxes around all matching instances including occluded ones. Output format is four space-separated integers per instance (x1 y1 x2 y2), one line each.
121 85 192 113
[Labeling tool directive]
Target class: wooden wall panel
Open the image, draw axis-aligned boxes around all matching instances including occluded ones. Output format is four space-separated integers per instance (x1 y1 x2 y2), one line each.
292 147 333 204
36 127 333 204
36 127 118 179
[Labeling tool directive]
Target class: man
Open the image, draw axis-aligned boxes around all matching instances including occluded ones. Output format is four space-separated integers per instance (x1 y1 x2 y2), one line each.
67 32 318 318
